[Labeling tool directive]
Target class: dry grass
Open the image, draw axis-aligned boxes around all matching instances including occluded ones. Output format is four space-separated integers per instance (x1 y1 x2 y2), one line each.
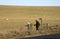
0 6 60 39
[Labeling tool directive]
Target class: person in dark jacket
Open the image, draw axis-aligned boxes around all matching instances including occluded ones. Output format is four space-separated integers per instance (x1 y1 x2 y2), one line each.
34 20 40 31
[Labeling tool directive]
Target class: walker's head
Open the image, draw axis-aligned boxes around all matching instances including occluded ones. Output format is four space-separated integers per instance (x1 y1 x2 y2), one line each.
35 19 39 21
27 22 30 24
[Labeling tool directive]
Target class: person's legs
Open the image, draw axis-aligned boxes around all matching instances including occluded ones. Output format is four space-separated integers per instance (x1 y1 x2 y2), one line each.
36 26 39 30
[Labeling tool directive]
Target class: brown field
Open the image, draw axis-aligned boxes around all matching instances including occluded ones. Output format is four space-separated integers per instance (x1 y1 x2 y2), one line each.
0 6 60 39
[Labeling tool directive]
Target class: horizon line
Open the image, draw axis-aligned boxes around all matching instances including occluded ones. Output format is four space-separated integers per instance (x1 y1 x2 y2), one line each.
0 4 60 6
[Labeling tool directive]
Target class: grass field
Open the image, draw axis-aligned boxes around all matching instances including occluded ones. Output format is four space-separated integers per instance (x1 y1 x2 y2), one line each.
0 6 60 39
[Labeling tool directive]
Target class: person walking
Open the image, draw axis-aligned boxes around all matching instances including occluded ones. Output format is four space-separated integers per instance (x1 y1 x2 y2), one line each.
34 19 40 31
25 22 32 35
26 22 32 30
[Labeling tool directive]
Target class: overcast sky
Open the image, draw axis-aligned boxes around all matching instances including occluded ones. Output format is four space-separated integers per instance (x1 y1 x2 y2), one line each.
0 0 60 6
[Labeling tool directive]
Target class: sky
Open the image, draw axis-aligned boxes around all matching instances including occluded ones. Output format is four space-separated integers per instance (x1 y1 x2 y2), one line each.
0 0 60 6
